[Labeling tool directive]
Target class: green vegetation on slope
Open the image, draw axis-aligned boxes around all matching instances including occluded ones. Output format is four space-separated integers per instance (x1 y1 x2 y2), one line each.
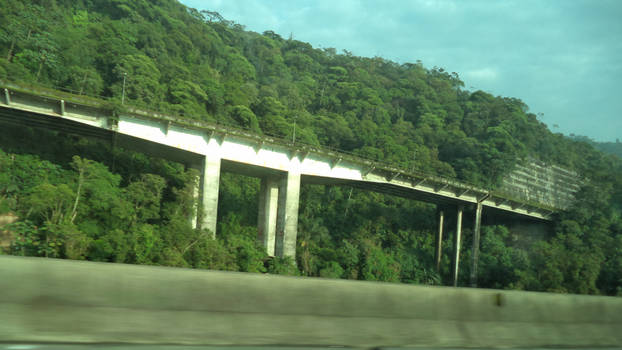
595 141 622 159
571 135 622 160
0 0 621 295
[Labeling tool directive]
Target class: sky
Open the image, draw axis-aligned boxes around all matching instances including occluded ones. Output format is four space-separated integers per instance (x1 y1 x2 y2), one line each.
180 0 622 142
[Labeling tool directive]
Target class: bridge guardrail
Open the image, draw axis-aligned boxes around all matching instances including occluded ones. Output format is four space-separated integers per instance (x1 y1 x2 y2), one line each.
1 255 621 348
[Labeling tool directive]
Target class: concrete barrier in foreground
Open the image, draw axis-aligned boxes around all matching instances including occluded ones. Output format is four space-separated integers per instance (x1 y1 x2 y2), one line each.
0 256 621 348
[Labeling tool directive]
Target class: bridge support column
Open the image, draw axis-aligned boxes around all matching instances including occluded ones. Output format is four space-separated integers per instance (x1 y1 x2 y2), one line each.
258 178 279 256
435 209 444 272
190 169 201 229
470 202 483 287
275 170 301 259
452 205 463 287
198 152 221 238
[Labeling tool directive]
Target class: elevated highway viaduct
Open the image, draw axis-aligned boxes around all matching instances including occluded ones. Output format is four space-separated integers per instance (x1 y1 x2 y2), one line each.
0 82 577 286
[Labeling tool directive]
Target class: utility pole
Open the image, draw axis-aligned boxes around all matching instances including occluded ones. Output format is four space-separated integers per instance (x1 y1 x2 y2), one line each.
121 72 127 105
292 115 297 144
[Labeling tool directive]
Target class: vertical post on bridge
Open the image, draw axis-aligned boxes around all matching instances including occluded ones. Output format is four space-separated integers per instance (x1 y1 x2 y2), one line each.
452 205 463 287
435 209 444 272
470 201 483 287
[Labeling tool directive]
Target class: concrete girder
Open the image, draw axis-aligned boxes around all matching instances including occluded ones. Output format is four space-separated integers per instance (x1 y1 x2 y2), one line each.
434 183 449 193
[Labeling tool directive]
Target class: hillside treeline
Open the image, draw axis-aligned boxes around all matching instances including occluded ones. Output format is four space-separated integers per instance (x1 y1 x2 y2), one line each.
0 0 620 295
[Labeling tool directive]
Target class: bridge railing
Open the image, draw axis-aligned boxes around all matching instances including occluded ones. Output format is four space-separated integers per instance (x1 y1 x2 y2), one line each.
0 78 562 212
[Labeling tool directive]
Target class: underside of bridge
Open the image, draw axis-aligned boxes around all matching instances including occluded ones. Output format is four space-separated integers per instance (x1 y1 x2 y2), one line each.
0 105 205 166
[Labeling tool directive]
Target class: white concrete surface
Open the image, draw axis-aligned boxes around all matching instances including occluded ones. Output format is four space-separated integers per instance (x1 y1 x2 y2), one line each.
276 164 301 258
258 177 279 256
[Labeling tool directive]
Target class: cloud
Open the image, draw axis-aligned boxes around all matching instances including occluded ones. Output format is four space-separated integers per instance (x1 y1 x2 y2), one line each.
464 68 499 83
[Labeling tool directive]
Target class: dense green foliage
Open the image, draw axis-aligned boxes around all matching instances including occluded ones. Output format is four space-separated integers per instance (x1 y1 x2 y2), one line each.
572 135 622 160
596 142 622 160
1 0 621 295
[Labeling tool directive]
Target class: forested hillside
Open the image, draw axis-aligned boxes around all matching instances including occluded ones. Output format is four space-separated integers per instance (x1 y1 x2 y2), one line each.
596 142 622 159
571 135 622 160
1 0 621 295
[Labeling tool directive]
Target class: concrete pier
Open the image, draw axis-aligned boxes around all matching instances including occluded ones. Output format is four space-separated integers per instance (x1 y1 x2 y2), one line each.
452 205 463 287
275 170 301 259
199 150 221 238
470 202 483 287
257 177 279 256
190 168 201 229
435 209 444 272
